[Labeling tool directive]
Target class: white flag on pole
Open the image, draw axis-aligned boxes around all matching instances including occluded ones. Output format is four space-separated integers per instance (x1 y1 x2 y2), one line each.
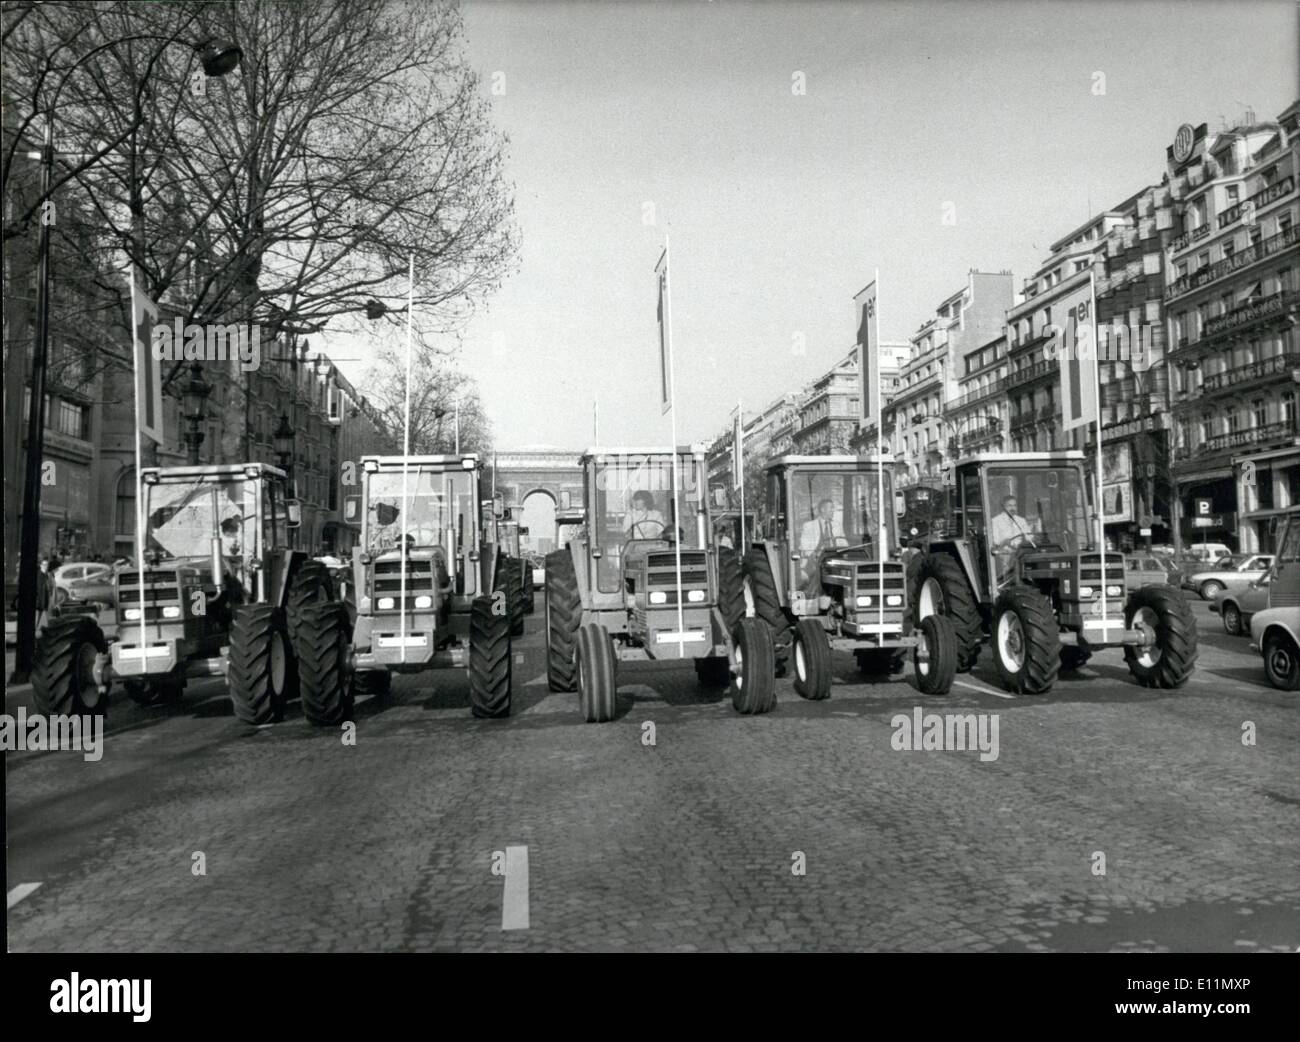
129 270 164 445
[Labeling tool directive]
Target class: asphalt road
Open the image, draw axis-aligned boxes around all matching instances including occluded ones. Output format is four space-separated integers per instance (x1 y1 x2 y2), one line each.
5 597 1298 952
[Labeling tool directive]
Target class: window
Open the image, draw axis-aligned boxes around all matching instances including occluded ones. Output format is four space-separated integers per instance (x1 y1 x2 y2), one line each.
1254 399 1267 427
1226 184 1240 203
1196 251 1210 271
1284 392 1296 427
56 400 87 439
1223 238 1235 261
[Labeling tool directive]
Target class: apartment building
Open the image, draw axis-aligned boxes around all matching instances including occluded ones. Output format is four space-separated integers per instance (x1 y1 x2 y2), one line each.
794 346 860 454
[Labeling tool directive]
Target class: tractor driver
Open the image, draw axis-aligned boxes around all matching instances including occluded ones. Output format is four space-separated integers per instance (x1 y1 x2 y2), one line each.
624 490 667 539
799 498 846 595
220 514 243 557
990 494 1038 582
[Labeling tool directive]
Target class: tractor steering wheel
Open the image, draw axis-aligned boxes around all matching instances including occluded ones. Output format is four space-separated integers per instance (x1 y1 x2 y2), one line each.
627 518 666 539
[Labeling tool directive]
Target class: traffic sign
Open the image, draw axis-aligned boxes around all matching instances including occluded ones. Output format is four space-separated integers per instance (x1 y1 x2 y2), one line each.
1194 497 1213 517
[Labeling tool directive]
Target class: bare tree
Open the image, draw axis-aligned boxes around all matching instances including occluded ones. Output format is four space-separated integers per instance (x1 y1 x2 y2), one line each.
365 339 492 457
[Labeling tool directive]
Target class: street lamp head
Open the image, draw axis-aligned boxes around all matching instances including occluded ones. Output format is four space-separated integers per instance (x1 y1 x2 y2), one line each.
182 361 211 422
196 39 242 78
273 413 295 462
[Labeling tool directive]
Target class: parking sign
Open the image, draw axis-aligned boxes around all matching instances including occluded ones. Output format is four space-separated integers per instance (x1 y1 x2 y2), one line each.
1194 497 1212 517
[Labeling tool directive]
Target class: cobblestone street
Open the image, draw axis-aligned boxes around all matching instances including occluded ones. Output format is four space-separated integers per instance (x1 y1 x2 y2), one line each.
7 598 1298 952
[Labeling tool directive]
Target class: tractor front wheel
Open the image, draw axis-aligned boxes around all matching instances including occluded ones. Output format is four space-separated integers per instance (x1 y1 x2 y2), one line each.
228 605 296 724
299 602 355 726
914 614 957 696
469 594 512 718
731 617 776 715
915 552 984 672
32 616 109 717
1124 586 1197 689
792 618 832 700
576 622 617 722
743 549 790 674
991 586 1060 695
545 549 582 692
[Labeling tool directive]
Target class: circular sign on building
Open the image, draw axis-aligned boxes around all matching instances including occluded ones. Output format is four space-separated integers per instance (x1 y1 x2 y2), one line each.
1172 123 1196 164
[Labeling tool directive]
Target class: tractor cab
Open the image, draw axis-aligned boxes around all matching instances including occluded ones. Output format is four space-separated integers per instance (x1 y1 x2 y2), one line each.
898 481 950 546
711 509 756 553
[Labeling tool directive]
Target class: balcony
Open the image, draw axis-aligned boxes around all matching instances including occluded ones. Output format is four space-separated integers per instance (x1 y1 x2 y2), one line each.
1203 420 1294 455
1171 291 1299 361
1199 352 1300 396
1168 222 1212 255
1166 225 1300 301
1217 175 1295 230
951 375 1007 411
1010 412 1037 431
1038 405 1057 421
1006 358 1056 388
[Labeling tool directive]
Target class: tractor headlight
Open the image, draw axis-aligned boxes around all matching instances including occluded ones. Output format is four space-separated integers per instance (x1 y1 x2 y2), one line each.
649 591 667 605
856 595 873 607
1106 585 1123 598
162 605 181 619
123 607 141 621
1078 586 1094 598
414 595 433 609
687 589 705 603
378 597 396 610
886 595 903 607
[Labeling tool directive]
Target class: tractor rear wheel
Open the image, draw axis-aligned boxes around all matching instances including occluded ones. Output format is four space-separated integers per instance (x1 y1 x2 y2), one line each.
125 678 185 708
1060 646 1092 672
469 594 512 718
991 586 1060 695
855 648 906 676
521 561 535 615
914 614 957 696
228 605 296 724
915 552 983 672
743 548 790 674
731 617 776 714
576 622 616 722
792 618 832 700
694 656 731 688
32 616 109 717
286 559 336 652
495 556 525 637
352 670 392 700
299 602 354 726
1124 585 1198 689
717 547 744 634
545 549 581 692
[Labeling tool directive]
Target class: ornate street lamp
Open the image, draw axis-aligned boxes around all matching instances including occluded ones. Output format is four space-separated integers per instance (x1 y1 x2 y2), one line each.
181 361 212 464
273 413 296 474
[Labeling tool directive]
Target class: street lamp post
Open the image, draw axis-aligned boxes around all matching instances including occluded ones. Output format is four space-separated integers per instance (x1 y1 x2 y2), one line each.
273 412 296 476
10 35 242 682
181 361 212 465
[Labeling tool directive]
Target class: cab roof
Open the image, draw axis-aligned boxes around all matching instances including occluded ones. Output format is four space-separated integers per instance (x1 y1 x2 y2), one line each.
768 454 894 468
953 451 1085 468
361 454 480 470
580 446 706 462
144 463 287 481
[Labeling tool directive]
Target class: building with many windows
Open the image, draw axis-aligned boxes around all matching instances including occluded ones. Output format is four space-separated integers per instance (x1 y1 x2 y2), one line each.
794 346 861 454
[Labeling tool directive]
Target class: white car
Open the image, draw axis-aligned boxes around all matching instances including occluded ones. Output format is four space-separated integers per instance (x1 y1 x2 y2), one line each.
1187 554 1275 600
1250 606 1300 691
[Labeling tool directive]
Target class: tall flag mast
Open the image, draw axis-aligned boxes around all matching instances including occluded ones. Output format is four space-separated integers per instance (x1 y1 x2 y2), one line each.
399 254 415 662
656 238 685 653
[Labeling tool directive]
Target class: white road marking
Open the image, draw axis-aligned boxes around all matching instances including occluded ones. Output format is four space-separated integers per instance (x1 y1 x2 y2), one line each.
954 678 1014 700
502 845 530 930
8 882 42 909
523 673 548 687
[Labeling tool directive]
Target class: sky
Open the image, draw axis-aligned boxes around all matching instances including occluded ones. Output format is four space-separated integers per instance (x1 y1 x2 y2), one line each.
326 0 1298 452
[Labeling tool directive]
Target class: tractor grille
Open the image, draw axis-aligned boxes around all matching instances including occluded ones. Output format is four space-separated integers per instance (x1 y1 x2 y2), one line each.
370 558 436 612
645 551 708 590
853 560 907 597
1079 553 1125 585
118 571 181 623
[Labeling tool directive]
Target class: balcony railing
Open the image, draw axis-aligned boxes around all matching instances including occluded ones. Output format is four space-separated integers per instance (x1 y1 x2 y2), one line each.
1203 420 1293 455
1172 291 1298 360
1010 412 1037 430
1166 225 1299 300
1168 222 1212 255
1006 358 1056 388
951 375 1007 411
1199 352 1300 396
1217 175 1295 229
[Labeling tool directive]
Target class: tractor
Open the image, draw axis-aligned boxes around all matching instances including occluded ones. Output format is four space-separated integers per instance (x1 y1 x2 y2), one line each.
493 512 535 617
912 451 1197 694
30 463 334 723
293 453 514 724
741 455 956 698
544 446 776 721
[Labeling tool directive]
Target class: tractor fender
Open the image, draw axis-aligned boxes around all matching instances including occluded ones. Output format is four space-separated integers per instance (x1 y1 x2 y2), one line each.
925 540 984 599
569 537 593 612
762 540 788 604
268 549 308 608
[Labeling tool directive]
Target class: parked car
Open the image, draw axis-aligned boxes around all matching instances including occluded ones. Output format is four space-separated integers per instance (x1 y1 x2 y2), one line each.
50 561 116 609
1124 555 1172 589
1209 577 1272 636
1250 606 1300 690
1184 542 1233 563
1185 554 1275 600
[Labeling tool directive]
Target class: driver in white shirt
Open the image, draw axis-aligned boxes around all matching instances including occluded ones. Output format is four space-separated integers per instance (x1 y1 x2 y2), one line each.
989 495 1038 582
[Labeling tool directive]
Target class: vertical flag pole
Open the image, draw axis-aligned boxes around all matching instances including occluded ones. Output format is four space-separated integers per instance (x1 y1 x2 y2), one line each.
1090 270 1108 636
737 398 746 550
129 267 147 664
663 235 685 655
875 269 885 638
594 399 599 444
454 403 460 455
399 254 414 663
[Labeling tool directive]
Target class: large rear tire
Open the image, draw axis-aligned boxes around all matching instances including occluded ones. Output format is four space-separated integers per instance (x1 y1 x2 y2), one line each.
545 549 581 692
717 547 744 635
576 622 616 722
1124 585 1197 689
731 617 776 715
228 605 296 724
915 551 983 672
494 556 526 638
469 594 512 718
32 616 109 717
286 559 336 652
299 602 354 726
792 618 832 700
521 561 535 615
914 614 956 696
743 548 790 674
991 586 1060 695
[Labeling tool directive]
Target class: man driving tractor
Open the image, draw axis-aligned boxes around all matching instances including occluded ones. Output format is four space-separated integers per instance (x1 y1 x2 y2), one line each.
990 494 1039 582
